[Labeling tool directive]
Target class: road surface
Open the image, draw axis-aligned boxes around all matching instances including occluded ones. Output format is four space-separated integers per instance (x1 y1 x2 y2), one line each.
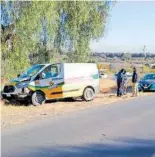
2 94 155 157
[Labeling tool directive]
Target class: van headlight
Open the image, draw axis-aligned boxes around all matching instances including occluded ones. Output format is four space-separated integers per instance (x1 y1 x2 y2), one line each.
16 82 28 88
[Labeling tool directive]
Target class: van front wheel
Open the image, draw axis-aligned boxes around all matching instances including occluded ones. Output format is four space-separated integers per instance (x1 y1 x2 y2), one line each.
83 87 95 101
32 91 45 106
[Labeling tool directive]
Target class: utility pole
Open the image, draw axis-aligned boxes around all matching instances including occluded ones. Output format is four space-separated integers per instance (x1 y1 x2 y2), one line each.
142 45 146 74
143 45 146 60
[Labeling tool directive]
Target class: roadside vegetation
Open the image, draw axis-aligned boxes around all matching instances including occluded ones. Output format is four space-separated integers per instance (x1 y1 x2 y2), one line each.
1 1 114 81
1 1 154 83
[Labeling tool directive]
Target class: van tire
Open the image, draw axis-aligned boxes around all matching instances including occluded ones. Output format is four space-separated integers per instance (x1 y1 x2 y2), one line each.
83 87 95 101
32 91 45 106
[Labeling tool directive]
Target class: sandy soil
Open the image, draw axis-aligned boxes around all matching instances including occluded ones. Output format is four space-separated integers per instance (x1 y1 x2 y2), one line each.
1 79 153 129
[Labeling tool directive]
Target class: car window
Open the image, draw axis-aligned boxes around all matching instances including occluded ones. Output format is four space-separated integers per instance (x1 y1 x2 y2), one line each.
20 64 44 78
144 74 155 80
38 64 61 80
51 64 61 78
36 66 51 80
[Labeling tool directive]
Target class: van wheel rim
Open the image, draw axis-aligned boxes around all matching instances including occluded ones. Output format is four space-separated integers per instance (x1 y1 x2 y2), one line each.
86 89 93 99
35 93 44 104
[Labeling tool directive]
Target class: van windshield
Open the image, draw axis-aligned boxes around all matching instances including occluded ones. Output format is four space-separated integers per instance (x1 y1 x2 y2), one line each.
20 64 44 78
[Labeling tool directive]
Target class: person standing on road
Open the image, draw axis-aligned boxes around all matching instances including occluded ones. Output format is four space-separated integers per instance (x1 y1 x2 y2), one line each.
117 69 124 97
132 67 139 97
122 70 128 95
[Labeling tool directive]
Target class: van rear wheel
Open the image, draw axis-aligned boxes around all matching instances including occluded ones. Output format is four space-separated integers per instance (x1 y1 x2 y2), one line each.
32 91 45 106
83 87 95 101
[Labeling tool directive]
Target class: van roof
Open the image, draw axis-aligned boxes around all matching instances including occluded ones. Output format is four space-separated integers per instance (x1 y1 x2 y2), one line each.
37 63 51 66
37 63 96 66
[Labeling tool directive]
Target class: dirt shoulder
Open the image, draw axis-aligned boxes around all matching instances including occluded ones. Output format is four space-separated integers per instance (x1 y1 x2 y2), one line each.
1 79 153 129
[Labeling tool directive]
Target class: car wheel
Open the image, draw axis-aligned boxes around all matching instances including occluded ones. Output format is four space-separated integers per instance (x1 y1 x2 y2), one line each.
32 91 45 106
83 87 95 101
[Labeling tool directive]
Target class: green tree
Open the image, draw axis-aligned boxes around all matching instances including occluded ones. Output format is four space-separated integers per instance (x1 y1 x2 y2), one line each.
121 52 132 62
1 1 114 80
1 1 58 79
59 1 113 62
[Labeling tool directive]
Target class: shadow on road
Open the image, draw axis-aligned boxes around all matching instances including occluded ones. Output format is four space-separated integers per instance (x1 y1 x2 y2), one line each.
13 138 155 157
1 97 83 106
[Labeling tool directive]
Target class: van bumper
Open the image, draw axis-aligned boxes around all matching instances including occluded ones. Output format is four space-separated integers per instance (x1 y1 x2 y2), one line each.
2 93 30 100
2 86 32 101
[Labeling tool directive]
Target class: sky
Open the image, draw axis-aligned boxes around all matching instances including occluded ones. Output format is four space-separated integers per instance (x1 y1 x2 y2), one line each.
90 1 155 53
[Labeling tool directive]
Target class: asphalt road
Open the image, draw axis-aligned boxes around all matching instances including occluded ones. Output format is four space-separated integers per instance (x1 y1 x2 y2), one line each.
2 94 155 157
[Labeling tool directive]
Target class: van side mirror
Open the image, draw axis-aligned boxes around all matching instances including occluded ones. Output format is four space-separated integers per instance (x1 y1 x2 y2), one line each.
41 73 46 79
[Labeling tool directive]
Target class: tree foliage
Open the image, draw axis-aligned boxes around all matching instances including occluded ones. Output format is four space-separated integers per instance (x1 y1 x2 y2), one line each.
1 1 114 80
121 52 132 62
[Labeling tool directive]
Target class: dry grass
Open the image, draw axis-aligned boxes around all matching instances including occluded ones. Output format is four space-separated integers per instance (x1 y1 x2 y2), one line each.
100 79 116 93
1 79 153 129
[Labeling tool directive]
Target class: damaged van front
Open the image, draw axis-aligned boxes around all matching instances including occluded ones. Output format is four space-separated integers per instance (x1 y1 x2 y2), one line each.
2 64 46 102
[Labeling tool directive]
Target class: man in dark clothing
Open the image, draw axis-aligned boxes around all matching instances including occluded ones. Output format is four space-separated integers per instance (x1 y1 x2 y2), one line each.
117 69 124 97
132 67 139 96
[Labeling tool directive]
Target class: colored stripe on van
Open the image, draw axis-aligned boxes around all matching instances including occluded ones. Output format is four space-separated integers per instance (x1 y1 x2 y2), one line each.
92 74 99 79
28 82 64 91
57 82 64 87
28 85 49 90
51 89 79 95
52 78 63 80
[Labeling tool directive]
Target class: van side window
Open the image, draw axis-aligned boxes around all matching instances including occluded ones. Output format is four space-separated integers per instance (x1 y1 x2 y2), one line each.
51 64 61 78
36 65 52 80
34 64 61 80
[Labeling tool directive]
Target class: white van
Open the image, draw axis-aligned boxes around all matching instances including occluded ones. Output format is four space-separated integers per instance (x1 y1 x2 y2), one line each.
2 63 99 106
